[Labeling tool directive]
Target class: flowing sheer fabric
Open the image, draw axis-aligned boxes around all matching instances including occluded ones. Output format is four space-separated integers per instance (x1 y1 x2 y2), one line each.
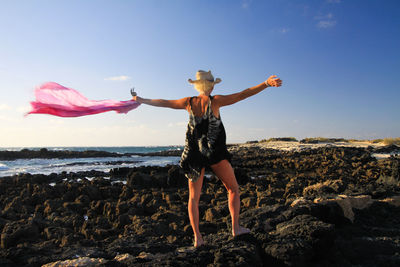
27 82 140 117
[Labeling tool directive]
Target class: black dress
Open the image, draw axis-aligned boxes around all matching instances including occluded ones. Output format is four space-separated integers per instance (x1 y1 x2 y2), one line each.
179 96 232 182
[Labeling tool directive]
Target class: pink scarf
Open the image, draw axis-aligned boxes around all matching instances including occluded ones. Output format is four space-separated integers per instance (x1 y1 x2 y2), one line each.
27 82 140 117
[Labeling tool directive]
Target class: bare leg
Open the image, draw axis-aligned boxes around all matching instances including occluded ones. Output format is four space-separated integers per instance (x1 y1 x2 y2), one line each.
211 160 250 236
188 168 205 247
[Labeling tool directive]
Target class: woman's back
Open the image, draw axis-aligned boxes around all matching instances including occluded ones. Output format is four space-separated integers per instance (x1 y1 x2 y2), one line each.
187 95 221 118
180 95 230 181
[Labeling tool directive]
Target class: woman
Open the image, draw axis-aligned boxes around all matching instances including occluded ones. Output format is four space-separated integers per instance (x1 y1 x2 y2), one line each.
133 70 282 247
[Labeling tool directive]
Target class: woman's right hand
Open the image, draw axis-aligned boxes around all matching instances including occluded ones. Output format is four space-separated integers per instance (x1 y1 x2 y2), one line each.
132 96 142 103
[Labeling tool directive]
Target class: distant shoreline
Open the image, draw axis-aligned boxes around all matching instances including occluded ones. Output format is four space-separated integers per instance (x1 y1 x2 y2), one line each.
1 137 398 151
1 138 399 160
230 140 397 152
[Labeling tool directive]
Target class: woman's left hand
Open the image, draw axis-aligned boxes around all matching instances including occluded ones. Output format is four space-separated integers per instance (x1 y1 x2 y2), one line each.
266 75 282 87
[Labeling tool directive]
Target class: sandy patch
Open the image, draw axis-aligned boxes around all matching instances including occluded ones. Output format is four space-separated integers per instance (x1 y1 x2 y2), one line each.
229 141 387 152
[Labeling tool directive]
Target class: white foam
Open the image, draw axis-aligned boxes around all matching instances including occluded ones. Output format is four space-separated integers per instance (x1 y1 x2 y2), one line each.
0 163 9 171
111 180 127 185
372 153 399 160
0 156 180 177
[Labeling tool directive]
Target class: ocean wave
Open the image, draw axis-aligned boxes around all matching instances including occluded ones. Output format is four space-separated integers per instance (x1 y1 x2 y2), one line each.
0 156 180 177
0 163 9 171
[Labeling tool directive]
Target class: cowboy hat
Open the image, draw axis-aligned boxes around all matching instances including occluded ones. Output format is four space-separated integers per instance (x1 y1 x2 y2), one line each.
188 70 221 85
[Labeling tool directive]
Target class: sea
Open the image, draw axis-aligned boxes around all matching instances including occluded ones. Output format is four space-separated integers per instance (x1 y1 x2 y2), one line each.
0 146 183 178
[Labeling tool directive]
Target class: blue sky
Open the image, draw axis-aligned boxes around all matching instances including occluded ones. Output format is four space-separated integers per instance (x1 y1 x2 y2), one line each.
0 0 399 147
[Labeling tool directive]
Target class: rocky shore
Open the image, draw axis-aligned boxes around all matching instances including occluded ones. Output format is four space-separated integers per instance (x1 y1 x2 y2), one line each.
0 144 400 266
0 148 183 161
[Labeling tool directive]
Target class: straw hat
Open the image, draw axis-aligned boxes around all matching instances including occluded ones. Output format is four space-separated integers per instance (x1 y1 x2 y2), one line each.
188 70 221 85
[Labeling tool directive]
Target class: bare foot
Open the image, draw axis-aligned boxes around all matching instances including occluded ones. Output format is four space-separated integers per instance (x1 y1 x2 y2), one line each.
232 226 250 237
194 237 205 248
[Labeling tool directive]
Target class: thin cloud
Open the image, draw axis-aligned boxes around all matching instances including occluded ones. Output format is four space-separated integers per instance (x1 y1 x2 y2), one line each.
104 75 131 81
279 28 290 34
270 27 291 35
315 13 334 20
17 105 31 114
326 0 341 3
315 13 336 29
0 115 13 122
168 121 186 128
241 0 252 9
0 104 11 111
317 20 337 28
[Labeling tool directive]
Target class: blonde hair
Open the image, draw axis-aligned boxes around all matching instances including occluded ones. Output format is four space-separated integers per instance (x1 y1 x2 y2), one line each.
188 70 221 94
193 80 214 94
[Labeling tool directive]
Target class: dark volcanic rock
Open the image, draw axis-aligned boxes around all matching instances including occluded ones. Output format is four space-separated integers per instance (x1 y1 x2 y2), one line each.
127 172 153 188
303 179 347 198
167 165 187 187
1 145 400 266
265 214 335 266
109 167 132 178
1 220 39 249
141 149 183 157
0 149 122 160
372 144 400 154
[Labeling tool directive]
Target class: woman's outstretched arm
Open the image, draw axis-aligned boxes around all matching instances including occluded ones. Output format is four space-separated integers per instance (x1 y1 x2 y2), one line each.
213 75 282 107
133 96 190 110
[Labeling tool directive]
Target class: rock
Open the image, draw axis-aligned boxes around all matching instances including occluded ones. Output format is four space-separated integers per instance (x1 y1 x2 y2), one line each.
241 197 256 208
1 220 39 249
80 185 102 200
60 233 80 247
0 149 121 160
103 202 116 221
114 253 135 264
142 149 182 157
150 172 168 188
256 191 277 207
75 194 90 205
373 144 400 153
63 202 84 214
234 168 250 184
136 251 156 260
204 208 222 222
119 185 134 199
162 191 181 203
238 204 286 233
213 239 262 267
376 174 399 186
42 257 108 267
290 197 313 207
114 214 131 229
43 199 63 216
3 196 24 214
380 195 400 207
303 179 346 198
43 227 63 240
167 166 187 187
265 214 335 266
110 167 132 177
265 239 313 266
314 195 373 222
127 172 153 188
1 145 400 266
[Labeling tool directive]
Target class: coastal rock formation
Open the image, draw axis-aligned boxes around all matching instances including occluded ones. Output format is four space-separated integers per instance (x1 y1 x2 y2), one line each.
0 147 185 160
0 146 399 266
0 149 122 160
